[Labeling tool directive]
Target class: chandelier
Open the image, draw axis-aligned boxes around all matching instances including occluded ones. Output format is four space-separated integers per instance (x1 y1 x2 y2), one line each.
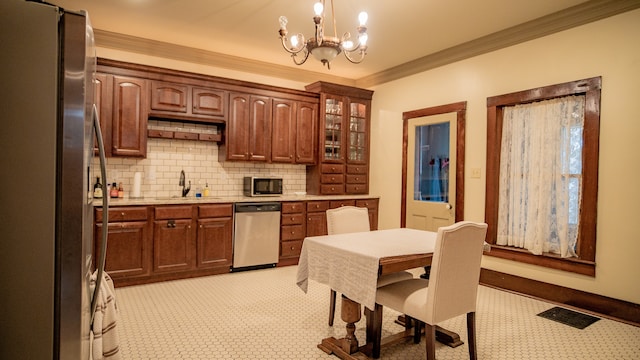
278 0 368 69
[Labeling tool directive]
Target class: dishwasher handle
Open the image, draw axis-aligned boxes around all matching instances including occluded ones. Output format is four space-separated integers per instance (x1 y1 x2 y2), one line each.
235 202 281 213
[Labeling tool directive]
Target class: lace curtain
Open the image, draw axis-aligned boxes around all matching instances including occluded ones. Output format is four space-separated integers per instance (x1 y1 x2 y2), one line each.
496 95 585 257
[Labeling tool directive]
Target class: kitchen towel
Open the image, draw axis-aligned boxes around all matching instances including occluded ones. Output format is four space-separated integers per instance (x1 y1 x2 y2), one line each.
91 271 121 360
132 172 142 198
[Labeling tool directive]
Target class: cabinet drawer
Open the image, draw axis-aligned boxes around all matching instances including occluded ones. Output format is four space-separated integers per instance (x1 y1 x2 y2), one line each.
198 133 222 142
321 163 345 174
282 213 304 225
281 225 305 240
346 184 368 194
321 174 344 184
173 131 199 140
346 174 366 184
198 204 233 218
347 165 368 174
321 184 344 195
281 240 303 258
356 199 378 210
155 205 193 220
96 206 148 223
147 129 174 139
330 200 356 208
306 201 330 213
282 201 304 214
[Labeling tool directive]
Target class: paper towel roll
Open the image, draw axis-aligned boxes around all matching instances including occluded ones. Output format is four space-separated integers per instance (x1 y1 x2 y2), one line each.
132 172 142 198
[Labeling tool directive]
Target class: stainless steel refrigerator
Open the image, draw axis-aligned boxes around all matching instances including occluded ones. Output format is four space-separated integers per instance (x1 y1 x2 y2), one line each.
0 1 108 359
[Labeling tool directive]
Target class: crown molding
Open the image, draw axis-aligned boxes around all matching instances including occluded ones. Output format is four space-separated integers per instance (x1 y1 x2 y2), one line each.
93 0 639 89
94 30 357 87
355 0 640 88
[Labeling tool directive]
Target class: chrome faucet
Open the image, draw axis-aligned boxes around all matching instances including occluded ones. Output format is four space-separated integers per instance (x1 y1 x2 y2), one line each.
179 170 191 197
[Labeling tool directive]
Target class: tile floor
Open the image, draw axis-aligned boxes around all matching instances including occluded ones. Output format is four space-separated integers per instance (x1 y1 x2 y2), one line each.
114 266 640 359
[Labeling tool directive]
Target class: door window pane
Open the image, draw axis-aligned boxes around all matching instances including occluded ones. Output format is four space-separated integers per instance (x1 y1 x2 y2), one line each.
414 122 450 202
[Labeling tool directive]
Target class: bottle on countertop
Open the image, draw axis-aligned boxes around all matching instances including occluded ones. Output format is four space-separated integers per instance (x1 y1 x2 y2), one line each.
110 182 119 198
93 177 103 198
118 182 124 198
203 183 210 197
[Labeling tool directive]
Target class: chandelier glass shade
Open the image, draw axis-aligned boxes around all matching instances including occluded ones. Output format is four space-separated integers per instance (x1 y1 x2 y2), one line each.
278 0 368 69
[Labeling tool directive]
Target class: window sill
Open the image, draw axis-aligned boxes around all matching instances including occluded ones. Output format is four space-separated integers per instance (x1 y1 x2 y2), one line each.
485 245 595 277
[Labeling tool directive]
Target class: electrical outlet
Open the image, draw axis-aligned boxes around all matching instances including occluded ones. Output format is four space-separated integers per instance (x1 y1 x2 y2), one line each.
471 168 481 179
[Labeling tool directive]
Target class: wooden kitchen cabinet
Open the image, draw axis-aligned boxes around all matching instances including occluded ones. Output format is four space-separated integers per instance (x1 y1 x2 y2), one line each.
152 205 196 273
221 92 272 161
111 75 148 157
271 99 318 164
196 204 233 269
305 82 373 195
306 200 330 237
94 206 151 279
93 73 112 156
280 201 306 265
149 80 227 123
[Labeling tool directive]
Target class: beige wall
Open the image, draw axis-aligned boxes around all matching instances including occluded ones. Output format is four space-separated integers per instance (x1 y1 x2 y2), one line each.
369 9 640 304
97 9 640 304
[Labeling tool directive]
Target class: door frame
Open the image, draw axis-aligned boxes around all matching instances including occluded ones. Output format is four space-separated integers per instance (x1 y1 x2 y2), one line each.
401 102 467 227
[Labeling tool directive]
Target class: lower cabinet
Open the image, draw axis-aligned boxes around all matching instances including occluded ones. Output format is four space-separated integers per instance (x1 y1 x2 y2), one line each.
94 206 151 278
95 198 378 286
279 201 305 266
196 204 233 268
153 205 196 273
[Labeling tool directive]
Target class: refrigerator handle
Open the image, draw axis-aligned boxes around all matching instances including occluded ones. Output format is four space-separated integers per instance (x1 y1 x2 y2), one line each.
90 104 109 327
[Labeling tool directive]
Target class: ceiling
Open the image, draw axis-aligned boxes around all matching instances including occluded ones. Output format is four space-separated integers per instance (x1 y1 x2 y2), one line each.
49 0 637 86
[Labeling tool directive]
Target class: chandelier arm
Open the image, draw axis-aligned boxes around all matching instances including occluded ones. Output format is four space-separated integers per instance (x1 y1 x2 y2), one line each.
279 33 306 55
291 47 310 65
343 48 366 64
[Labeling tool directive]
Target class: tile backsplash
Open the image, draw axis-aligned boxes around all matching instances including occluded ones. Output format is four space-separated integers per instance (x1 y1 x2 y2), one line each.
92 120 306 198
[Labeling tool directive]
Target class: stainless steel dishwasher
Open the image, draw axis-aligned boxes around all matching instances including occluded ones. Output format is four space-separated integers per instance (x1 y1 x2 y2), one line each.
232 202 281 271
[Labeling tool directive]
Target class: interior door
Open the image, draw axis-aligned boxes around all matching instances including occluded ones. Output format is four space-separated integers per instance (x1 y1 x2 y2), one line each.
406 112 457 231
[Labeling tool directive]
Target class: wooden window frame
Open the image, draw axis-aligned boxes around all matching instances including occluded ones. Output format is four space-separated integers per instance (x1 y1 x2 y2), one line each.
485 77 601 276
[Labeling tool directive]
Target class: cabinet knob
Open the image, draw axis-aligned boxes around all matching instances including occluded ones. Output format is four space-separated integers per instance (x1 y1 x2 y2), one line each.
291 217 295 221
331 187 335 191
291 246 295 250
121 212 125 216
291 231 295 235
188 225 191 229
200 225 203 228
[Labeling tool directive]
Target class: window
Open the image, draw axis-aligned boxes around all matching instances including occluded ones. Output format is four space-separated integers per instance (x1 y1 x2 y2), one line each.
485 77 601 276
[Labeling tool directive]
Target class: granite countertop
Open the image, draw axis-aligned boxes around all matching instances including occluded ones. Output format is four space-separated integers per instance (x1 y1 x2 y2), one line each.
93 194 379 207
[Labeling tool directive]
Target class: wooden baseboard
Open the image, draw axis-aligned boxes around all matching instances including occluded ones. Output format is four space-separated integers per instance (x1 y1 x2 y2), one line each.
480 269 640 327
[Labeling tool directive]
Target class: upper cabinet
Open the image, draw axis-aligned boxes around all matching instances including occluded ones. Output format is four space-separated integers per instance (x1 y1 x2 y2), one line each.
95 58 320 161
94 72 148 158
271 99 318 164
222 93 272 162
149 80 227 123
305 82 373 195
112 75 148 157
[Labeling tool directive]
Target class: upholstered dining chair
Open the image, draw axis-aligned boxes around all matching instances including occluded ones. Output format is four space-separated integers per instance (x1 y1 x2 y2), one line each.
369 221 488 359
325 206 414 326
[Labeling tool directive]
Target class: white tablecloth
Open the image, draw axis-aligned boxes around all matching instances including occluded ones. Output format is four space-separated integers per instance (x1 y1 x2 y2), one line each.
296 228 437 310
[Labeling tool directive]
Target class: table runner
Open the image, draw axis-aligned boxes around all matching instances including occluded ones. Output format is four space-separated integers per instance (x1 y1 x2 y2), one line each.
296 228 437 310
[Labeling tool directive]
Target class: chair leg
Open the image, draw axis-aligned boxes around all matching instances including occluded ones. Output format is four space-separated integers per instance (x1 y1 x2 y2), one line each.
328 289 337 326
467 312 477 360
425 323 436 360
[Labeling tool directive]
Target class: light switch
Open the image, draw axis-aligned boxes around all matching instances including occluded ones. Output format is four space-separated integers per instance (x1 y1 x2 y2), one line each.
471 168 481 179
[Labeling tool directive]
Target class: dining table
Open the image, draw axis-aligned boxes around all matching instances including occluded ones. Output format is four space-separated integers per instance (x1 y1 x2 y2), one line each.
296 227 448 359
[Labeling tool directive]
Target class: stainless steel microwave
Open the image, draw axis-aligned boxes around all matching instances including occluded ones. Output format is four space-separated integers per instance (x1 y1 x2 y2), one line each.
243 176 283 196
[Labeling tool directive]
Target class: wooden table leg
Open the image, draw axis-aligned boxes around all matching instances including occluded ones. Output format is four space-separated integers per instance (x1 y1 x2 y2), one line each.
340 295 361 353
318 295 371 360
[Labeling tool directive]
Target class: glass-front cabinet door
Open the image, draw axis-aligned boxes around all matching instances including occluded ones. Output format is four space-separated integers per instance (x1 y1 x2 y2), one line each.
348 101 368 163
323 96 343 162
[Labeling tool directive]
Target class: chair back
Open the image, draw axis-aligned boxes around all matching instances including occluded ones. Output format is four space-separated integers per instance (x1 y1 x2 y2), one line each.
425 221 488 324
326 206 371 235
